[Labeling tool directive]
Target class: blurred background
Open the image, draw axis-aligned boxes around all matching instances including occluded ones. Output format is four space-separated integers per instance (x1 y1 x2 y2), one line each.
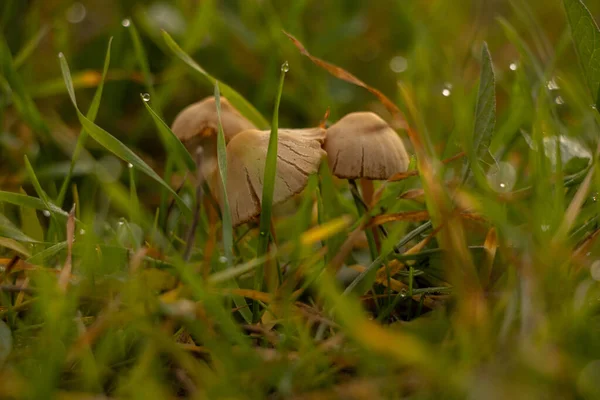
2 0 598 178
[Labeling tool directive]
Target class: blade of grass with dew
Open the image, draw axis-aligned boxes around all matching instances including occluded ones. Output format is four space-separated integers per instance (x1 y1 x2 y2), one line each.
162 30 269 129
142 97 196 172
215 83 252 324
24 155 63 237
127 21 159 115
27 242 68 265
253 61 287 322
57 38 113 207
0 191 68 217
57 52 192 219
462 42 496 185
564 0 600 110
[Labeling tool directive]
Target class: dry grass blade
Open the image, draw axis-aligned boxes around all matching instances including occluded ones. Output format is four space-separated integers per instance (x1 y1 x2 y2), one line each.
283 30 408 130
58 204 76 292
481 228 497 287
367 211 431 227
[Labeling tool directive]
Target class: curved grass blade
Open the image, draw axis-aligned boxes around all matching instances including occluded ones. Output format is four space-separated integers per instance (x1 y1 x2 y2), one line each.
563 0 600 109
0 214 37 243
0 237 31 257
127 21 159 115
0 191 68 217
162 30 269 129
462 42 496 184
142 97 196 172
14 25 49 69
57 37 113 207
58 52 191 219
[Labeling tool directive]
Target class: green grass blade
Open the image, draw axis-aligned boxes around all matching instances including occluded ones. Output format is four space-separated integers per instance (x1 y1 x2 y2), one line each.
563 0 600 109
128 21 159 115
27 241 68 265
0 33 49 139
162 30 270 129
215 83 233 262
57 37 113 207
142 97 196 172
57 52 192 219
0 214 37 243
0 191 67 217
463 42 496 183
13 25 49 69
215 83 252 324
253 61 287 322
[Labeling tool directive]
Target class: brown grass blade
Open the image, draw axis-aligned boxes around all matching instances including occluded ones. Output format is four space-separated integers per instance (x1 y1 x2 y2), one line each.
58 204 76 292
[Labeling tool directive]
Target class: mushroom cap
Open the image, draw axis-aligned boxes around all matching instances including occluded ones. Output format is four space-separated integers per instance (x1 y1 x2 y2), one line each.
171 96 256 179
220 128 326 226
324 111 410 180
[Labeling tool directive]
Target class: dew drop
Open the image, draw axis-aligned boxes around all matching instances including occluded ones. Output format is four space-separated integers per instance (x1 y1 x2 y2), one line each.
79 229 86 235
259 231 267 237
141 93 150 102
281 61 289 73
58 52 64 59
547 77 559 90
555 96 565 105
400 288 407 298
42 210 51 217
117 218 125 226
509 62 518 71
499 183 506 188
218 256 228 264
122 18 131 27
541 224 550 232
591 104 597 110
442 89 451 97
128 163 134 169
592 192 598 202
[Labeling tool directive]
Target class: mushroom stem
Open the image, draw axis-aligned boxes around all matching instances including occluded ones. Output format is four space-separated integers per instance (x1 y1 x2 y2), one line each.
360 178 381 252
349 180 378 262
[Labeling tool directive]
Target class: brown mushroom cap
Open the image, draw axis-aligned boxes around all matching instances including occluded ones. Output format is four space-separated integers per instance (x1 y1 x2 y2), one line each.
324 112 410 180
220 128 326 226
171 96 256 178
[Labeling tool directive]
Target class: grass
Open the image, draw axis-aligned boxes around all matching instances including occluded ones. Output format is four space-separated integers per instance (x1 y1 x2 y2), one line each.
1 0 600 398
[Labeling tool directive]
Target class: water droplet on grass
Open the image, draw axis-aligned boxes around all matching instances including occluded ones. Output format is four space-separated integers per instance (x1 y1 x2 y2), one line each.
79 229 86 235
547 77 559 90
400 288 407 298
442 89 451 97
122 18 131 27
42 210 51 217
281 61 289 72
509 62 518 71
128 163 134 169
58 52 64 59
555 96 565 105
141 93 150 102
218 256 228 264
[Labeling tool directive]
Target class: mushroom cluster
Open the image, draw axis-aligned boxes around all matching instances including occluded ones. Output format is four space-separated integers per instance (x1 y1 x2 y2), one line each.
171 98 410 227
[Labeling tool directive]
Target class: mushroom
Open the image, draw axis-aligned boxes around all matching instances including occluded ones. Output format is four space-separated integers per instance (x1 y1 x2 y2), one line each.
171 96 256 177
324 111 410 259
324 111 409 180
219 128 326 227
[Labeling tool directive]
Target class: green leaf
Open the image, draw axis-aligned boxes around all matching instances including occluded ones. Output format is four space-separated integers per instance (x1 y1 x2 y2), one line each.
0 191 68 217
253 62 287 322
57 37 113 207
27 241 68 265
0 237 31 257
142 97 196 172
0 214 37 243
57 52 192 219
162 30 269 129
128 21 159 115
563 0 600 108
463 42 496 183
0 33 49 139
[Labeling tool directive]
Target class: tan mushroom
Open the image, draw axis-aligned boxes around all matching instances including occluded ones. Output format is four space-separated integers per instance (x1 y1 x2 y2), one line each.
171 96 256 177
324 111 409 180
219 128 326 226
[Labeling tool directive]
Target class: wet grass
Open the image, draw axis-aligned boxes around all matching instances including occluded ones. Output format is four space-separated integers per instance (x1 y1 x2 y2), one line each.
1 0 600 398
